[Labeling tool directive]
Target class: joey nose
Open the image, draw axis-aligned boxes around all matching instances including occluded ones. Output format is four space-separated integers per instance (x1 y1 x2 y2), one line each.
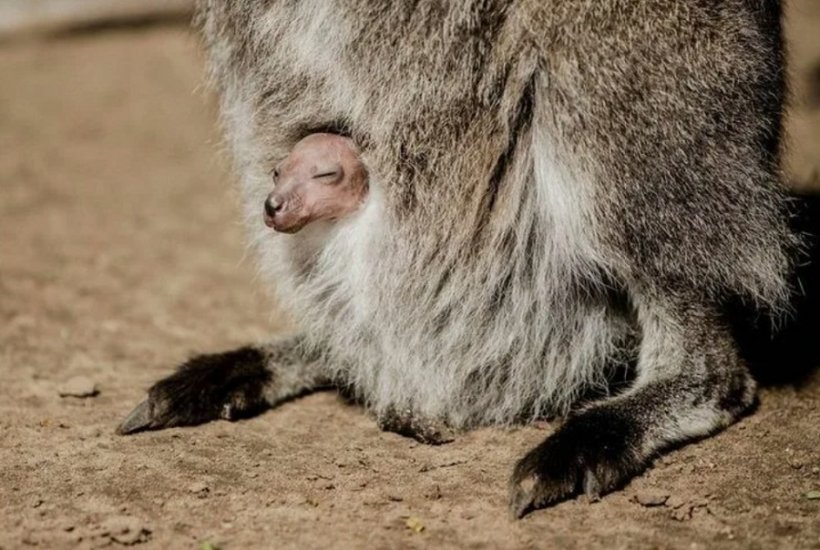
264 194 283 218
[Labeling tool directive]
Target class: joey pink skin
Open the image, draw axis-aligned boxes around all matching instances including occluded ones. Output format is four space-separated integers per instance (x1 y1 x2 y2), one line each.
264 133 368 234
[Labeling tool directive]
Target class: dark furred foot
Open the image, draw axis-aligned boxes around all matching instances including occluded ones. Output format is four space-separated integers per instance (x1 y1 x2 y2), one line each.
117 347 271 435
377 409 455 445
509 408 644 518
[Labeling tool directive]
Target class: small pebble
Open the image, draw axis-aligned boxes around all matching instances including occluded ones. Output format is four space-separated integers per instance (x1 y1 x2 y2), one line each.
425 485 443 500
460 509 477 520
100 516 151 545
672 506 694 522
405 516 425 533
189 482 210 497
665 495 688 509
634 489 670 507
58 376 98 398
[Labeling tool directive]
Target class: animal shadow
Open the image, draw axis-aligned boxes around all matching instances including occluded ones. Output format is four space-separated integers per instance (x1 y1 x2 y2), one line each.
732 191 820 386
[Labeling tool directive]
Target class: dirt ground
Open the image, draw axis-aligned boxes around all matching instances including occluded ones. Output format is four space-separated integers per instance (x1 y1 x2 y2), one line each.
2 6 820 550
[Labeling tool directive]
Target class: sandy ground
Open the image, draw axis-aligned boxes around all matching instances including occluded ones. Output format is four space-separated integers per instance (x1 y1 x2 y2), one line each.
2 7 820 550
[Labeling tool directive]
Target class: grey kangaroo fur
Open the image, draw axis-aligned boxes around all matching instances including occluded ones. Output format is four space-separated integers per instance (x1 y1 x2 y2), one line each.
119 0 799 517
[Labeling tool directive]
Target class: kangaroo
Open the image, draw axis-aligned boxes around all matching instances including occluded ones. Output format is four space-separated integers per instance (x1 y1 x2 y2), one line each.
119 1 797 517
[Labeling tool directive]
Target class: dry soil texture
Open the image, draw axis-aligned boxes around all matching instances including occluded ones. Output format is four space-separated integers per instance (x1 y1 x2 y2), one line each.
2 8 820 550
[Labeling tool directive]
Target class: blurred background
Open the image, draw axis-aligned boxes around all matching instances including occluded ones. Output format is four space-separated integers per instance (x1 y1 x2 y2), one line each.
0 1 819 548
786 0 820 192
1 0 819 188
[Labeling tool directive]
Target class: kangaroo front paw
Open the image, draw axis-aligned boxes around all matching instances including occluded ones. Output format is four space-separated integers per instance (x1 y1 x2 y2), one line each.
117 347 271 435
509 408 644 518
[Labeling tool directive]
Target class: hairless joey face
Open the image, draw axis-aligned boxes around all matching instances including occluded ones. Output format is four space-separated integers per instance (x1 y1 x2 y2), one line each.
263 133 369 234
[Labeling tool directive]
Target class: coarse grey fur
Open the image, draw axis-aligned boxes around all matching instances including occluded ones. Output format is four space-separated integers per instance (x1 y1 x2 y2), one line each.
119 0 798 516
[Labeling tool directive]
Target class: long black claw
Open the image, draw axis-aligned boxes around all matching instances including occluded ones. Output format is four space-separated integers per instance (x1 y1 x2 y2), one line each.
116 400 155 435
509 480 536 519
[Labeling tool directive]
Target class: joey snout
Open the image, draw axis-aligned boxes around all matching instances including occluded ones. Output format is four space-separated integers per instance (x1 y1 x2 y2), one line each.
264 186 307 234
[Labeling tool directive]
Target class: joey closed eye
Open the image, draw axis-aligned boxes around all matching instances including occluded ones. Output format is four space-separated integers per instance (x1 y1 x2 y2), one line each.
313 167 343 182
